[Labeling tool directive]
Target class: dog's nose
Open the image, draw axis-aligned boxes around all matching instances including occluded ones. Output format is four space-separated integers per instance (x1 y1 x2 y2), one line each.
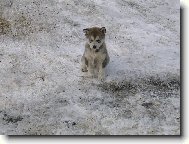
93 45 96 49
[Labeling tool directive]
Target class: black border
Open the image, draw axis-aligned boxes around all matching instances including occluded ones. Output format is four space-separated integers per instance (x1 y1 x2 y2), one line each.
180 6 184 138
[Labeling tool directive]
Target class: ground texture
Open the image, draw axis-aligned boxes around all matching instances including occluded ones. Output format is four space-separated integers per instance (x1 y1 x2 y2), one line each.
0 0 180 135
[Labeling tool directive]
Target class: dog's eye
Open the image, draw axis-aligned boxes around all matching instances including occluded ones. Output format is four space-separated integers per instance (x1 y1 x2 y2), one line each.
89 40 93 43
96 40 101 43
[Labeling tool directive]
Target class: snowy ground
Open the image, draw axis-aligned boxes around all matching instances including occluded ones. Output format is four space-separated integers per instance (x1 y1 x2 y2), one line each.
0 0 180 135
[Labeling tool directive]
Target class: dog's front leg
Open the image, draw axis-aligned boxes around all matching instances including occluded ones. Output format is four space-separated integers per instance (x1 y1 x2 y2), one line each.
81 56 88 72
88 62 94 78
98 64 105 81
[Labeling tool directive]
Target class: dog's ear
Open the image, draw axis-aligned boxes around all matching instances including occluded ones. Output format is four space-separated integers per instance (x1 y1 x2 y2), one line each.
100 27 106 33
83 28 89 34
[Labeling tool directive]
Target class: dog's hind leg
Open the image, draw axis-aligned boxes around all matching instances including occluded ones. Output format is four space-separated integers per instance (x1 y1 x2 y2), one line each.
81 55 88 72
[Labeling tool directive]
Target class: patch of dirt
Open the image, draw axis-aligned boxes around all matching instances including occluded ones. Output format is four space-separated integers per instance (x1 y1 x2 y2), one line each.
141 102 153 108
0 17 11 35
0 14 55 38
98 75 180 98
2 113 23 124
12 15 33 37
98 80 138 95
144 76 180 91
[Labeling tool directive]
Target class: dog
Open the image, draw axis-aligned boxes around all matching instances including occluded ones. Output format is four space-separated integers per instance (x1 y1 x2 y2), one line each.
81 27 109 81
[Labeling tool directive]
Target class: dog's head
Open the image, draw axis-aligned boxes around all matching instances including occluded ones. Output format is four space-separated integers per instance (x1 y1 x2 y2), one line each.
83 27 106 51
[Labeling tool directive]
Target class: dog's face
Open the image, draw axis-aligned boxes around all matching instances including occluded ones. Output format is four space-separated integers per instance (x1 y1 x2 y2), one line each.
83 27 106 51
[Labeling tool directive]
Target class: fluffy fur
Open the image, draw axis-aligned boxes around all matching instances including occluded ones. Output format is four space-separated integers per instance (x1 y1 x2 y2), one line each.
81 27 110 81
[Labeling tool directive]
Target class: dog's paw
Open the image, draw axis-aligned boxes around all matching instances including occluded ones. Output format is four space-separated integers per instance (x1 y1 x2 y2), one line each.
81 67 88 72
98 76 105 81
88 72 95 78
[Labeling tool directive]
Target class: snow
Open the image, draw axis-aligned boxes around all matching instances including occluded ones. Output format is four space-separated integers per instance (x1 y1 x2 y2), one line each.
0 0 180 135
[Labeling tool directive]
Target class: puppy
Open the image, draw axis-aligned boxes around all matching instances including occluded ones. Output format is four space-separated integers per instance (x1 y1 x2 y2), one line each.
81 27 109 81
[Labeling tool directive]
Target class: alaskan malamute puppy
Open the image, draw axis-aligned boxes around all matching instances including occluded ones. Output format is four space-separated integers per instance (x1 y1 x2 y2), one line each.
81 27 109 81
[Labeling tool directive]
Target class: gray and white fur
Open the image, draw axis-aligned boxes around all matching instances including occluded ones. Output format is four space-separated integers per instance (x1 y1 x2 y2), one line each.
81 27 110 81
